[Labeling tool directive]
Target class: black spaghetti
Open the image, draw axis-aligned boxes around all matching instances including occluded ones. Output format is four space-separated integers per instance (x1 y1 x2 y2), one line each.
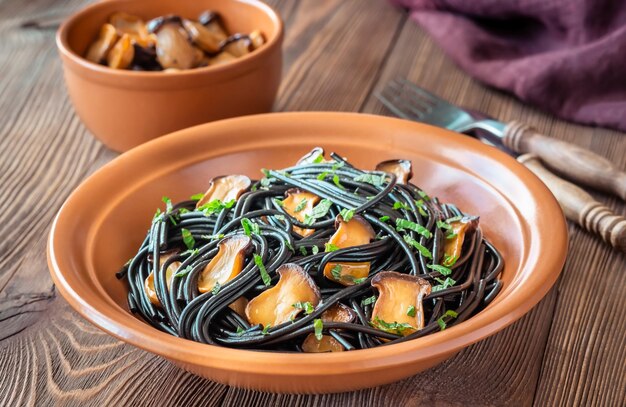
118 148 503 352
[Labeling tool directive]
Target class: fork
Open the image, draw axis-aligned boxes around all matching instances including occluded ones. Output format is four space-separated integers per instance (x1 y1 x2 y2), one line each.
376 78 626 251
377 78 626 201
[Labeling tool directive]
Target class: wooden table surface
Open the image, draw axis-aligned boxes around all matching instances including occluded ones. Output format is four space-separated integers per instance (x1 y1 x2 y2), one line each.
1 0 625 405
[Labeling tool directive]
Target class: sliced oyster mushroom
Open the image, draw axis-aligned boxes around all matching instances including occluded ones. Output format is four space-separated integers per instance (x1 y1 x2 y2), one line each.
208 51 237 66
195 175 252 209
183 19 222 54
302 303 356 353
245 263 321 328
131 44 162 71
146 15 184 34
198 235 253 293
249 30 265 49
370 271 431 336
323 215 376 285
85 23 118 64
443 216 479 264
107 34 135 70
198 11 228 41
154 22 198 69
109 12 153 46
144 251 180 307
229 297 248 318
282 188 321 237
375 159 413 184
221 34 252 57
296 147 327 165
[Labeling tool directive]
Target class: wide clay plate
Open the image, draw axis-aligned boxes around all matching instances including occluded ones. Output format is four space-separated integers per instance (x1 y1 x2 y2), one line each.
48 112 568 393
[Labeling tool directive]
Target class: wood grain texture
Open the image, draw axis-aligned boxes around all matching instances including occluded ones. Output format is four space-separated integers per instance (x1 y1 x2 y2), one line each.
0 0 624 406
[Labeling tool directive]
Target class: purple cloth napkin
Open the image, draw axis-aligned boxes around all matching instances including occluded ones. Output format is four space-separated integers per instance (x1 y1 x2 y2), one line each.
391 0 626 131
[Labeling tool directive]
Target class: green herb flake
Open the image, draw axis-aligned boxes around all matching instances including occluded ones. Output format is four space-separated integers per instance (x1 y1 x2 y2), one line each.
406 305 416 317
443 254 458 267
173 266 193 278
304 199 333 225
317 171 329 181
181 228 195 250
331 161 344 171
332 174 344 189
417 190 430 201
236 326 245 336
353 173 385 187
153 208 162 221
200 233 225 240
292 301 315 315
395 218 432 238
294 198 308 213
446 215 463 223
190 193 204 201
393 201 410 211
260 177 276 188
371 316 413 335
403 235 433 259
330 264 343 281
313 319 324 340
427 264 453 276
361 295 377 306
436 220 452 230
262 324 272 335
379 215 390 222
324 243 340 252
273 198 284 207
198 199 236 216
340 208 355 222
299 247 308 256
211 282 221 295
180 248 199 257
437 310 458 331
415 199 428 217
162 196 173 212
169 215 178 226
253 254 271 286
312 154 325 164
312 245 319 255
432 277 456 292
241 218 260 236
446 232 458 240
284 239 295 252
178 208 189 215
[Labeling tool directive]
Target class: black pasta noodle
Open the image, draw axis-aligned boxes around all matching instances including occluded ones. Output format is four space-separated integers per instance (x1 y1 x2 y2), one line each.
118 151 504 351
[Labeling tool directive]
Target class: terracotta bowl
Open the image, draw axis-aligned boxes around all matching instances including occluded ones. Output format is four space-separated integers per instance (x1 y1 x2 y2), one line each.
56 0 283 153
48 112 568 393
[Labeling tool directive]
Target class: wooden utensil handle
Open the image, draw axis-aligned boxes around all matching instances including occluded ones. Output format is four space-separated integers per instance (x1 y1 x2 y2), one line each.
504 121 626 201
518 154 626 251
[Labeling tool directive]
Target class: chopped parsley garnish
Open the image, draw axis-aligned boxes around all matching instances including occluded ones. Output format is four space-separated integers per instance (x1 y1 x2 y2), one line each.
406 305 416 317
260 177 276 188
446 232 458 240
262 324 272 335
331 161 344 171
169 215 178 226
200 233 225 240
340 208 355 222
361 295 377 306
178 208 189 215
432 276 456 292
284 239 294 252
443 254 459 267
313 319 324 340
316 171 328 181
312 245 319 255
236 326 245 336
198 199 236 216
353 173 385 187
393 201 410 210
294 198 308 212
332 174 344 189
153 208 162 221
190 193 204 201
403 235 433 259
417 190 430 201
211 282 221 295
395 218 432 238
371 316 413 335
173 265 193 278
292 301 315 315
303 199 333 225
324 243 340 252
180 248 199 257
181 228 195 250
379 215 390 222
241 218 260 236
312 154 325 164
437 310 458 330
253 254 271 286
427 264 453 276
162 196 173 212
414 199 428 217
446 215 463 223
300 247 308 256
273 198 284 207
330 264 343 281
436 220 452 230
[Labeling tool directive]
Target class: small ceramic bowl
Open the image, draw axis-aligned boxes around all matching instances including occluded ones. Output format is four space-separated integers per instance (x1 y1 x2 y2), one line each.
48 113 568 393
56 0 283 152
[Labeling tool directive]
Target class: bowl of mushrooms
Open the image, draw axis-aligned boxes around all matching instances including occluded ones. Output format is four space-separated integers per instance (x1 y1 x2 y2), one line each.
56 0 283 152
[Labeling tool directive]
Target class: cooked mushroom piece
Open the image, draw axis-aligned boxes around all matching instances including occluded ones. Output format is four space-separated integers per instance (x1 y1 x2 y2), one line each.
229 297 248 318
208 51 237 66
154 22 198 69
109 12 153 47
370 271 431 336
146 15 184 34
85 23 118 64
302 303 356 353
443 216 479 264
144 251 181 307
281 188 321 237
375 159 413 185
323 215 376 285
221 34 252 57
245 263 321 328
183 19 222 54
195 175 252 208
107 34 135 70
296 147 326 165
198 11 228 41
198 235 253 293
131 44 162 71
249 30 265 49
